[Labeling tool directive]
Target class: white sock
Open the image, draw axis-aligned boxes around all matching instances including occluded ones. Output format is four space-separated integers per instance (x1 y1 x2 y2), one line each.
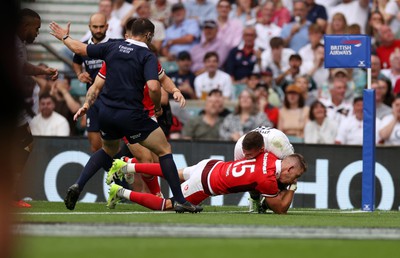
126 163 136 173
118 188 131 200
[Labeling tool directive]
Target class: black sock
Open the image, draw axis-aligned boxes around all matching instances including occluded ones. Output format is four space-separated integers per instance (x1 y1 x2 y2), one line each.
76 149 112 191
159 154 186 204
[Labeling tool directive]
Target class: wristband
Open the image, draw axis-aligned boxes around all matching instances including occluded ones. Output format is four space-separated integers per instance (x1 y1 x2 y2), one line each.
288 183 297 191
62 35 70 41
172 88 181 94
154 107 162 112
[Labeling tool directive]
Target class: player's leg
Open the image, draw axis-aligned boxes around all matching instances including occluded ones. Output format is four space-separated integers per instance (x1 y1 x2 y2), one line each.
13 123 33 208
127 143 161 196
86 101 102 153
87 132 102 153
65 139 119 210
139 128 202 212
107 183 171 210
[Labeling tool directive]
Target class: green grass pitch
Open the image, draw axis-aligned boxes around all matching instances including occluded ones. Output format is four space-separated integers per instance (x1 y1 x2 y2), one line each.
14 201 400 258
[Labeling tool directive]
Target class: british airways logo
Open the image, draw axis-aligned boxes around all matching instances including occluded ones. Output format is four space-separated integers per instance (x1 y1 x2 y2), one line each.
340 40 362 47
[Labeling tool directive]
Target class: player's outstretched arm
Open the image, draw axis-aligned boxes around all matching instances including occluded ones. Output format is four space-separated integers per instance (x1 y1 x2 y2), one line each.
49 22 88 56
264 187 296 214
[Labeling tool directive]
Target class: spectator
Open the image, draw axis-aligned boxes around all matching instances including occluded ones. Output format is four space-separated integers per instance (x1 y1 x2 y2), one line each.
379 95 400 145
215 0 244 49
254 1 282 52
30 92 70 136
376 25 400 69
381 50 400 87
81 0 123 41
181 93 224 140
245 73 261 91
278 84 309 142
383 0 400 37
168 51 197 99
326 12 348 35
190 20 230 74
347 23 361 35
281 0 311 52
271 0 291 27
150 0 172 27
378 78 395 107
304 100 338 144
225 26 261 83
299 24 323 68
328 68 360 101
202 89 232 118
220 88 272 141
122 1 166 52
328 0 369 34
335 97 381 145
161 3 201 60
371 54 388 80
305 0 328 32
260 69 284 107
371 79 392 120
294 75 317 106
185 0 217 24
229 0 258 26
275 54 303 91
112 0 132 20
304 43 329 93
366 9 385 46
254 82 279 127
194 51 233 99
319 77 353 125
260 37 295 80
49 79 81 135
315 0 340 10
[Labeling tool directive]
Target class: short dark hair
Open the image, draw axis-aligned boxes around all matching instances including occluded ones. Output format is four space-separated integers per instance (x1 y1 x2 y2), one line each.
208 89 223 97
289 54 302 62
131 18 154 37
203 51 219 62
124 17 137 35
270 37 284 49
19 8 41 25
353 96 363 104
242 131 264 151
287 153 307 173
39 92 55 103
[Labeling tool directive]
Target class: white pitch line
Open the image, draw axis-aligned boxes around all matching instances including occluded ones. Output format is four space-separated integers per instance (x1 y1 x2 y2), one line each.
20 210 383 216
15 223 400 239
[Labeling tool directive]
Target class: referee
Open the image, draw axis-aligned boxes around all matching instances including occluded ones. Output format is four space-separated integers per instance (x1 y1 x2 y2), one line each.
50 18 202 213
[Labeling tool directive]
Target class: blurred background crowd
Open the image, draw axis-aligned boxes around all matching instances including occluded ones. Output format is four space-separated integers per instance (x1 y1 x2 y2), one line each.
23 0 400 145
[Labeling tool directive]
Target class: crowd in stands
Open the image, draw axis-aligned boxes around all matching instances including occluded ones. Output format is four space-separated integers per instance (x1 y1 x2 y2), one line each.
28 0 400 146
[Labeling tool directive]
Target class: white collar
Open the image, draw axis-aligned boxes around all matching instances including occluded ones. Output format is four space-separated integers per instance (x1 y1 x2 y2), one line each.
275 160 282 179
125 39 148 48
88 36 109 45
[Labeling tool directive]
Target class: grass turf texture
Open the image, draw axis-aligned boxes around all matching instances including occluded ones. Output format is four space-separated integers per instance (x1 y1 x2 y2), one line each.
17 201 400 228
14 201 400 258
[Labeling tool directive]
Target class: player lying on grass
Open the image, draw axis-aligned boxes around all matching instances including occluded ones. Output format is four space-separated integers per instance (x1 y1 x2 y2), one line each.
234 126 295 213
107 131 307 214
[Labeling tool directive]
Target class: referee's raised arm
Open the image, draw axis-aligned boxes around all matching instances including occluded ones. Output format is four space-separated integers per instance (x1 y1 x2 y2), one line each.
49 22 88 56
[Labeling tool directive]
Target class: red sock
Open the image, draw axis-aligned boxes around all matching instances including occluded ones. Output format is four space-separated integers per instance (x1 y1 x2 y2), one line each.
124 157 138 163
141 175 161 195
129 191 166 210
135 163 163 177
